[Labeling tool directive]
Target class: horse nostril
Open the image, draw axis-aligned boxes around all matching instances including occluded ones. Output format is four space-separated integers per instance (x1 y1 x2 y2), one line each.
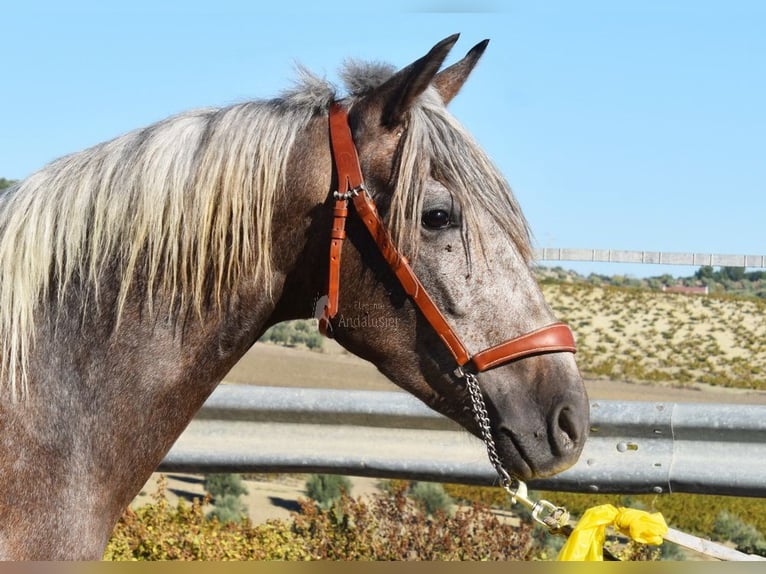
552 404 581 455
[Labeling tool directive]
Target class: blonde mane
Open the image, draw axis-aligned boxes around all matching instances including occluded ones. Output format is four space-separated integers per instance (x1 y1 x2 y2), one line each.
0 63 529 401
0 88 332 400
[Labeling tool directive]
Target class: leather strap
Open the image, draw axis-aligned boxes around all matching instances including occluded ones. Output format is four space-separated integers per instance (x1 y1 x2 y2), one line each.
319 103 366 335
351 189 472 366
322 102 576 371
318 198 348 335
328 102 365 191
470 322 576 371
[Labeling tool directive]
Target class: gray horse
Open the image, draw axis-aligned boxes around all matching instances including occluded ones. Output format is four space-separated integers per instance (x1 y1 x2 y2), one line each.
0 35 588 559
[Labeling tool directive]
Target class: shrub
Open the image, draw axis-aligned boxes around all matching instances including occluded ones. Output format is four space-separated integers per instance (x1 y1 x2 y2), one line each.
105 476 255 560
204 473 248 500
713 511 766 556
378 478 411 495
284 483 534 560
204 474 250 524
305 474 352 510
443 483 511 510
444 483 766 560
408 482 454 516
105 476 536 560
259 320 324 351
207 494 249 524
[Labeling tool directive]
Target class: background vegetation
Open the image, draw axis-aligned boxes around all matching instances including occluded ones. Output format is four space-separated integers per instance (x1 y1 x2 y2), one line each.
259 320 324 350
539 280 766 390
442 483 766 559
537 264 766 300
204 473 250 524
107 475 766 560
105 477 537 560
304 473 352 510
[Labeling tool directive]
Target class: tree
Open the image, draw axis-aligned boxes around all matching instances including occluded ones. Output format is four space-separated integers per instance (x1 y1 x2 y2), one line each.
695 265 715 280
0 178 17 191
721 266 745 282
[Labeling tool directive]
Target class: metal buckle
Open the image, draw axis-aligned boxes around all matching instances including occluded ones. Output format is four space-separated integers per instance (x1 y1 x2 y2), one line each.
333 185 365 200
531 499 570 530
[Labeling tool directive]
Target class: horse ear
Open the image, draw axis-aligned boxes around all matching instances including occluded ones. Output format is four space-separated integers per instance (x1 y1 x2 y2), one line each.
433 39 489 105
362 34 460 128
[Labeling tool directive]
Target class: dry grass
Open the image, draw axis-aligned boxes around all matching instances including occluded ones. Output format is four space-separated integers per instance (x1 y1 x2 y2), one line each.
542 282 766 390
224 281 766 397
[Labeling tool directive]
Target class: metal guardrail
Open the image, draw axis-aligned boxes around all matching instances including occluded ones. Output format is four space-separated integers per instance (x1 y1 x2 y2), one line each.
533 248 766 268
160 385 766 497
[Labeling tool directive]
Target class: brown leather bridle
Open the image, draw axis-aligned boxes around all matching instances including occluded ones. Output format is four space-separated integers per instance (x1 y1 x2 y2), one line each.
319 102 576 374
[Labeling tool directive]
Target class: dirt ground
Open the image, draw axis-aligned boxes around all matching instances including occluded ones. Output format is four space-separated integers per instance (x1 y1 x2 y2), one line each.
134 472 382 525
135 340 766 526
227 340 766 405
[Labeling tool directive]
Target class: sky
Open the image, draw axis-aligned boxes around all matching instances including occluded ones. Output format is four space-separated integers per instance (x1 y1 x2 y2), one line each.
2 1 764 278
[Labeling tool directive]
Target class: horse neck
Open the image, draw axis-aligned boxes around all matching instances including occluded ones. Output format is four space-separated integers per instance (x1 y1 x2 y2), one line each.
0 114 333 560
264 115 336 324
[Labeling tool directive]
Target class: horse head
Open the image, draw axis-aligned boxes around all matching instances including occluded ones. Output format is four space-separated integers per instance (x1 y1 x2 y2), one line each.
293 35 590 480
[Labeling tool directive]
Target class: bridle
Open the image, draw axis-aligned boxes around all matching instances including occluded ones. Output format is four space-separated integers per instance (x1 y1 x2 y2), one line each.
318 101 578 522
319 102 577 374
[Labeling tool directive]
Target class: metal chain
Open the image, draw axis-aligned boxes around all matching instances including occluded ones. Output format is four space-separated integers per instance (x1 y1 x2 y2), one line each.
461 370 571 532
463 371 515 491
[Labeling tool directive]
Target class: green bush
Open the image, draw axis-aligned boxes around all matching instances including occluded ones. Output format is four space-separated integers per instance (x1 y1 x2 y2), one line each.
204 473 248 500
713 511 766 556
207 494 249 524
305 474 352 510
204 474 250 524
259 320 324 351
408 482 453 516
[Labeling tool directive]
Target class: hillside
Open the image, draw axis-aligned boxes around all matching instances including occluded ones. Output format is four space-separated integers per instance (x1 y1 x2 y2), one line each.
258 280 765 392
541 281 766 390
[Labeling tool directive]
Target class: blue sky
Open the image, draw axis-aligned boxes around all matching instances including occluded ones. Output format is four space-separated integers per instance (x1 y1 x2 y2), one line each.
3 1 764 278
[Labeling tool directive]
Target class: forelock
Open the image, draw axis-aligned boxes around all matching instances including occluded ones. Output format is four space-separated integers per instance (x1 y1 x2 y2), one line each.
340 60 396 96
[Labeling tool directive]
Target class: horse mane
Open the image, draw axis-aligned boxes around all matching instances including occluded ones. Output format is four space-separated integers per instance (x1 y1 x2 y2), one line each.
0 72 334 400
0 60 529 400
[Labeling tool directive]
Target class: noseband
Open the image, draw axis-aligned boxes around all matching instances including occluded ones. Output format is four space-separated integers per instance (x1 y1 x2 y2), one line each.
319 102 576 374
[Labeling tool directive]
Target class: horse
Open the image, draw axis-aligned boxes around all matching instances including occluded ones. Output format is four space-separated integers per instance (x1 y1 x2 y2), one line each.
0 35 589 559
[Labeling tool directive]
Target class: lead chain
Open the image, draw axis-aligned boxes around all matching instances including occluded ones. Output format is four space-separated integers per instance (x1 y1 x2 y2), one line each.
461 370 570 532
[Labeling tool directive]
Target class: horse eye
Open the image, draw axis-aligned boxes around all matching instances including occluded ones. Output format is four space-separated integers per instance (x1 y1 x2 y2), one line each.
421 209 451 230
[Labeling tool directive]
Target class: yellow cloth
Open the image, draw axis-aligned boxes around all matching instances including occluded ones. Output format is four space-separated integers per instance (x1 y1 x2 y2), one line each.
557 504 668 561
